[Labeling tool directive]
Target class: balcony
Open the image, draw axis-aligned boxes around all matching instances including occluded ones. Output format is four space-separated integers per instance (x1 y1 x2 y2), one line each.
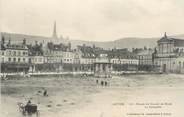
155 53 176 58
95 58 110 63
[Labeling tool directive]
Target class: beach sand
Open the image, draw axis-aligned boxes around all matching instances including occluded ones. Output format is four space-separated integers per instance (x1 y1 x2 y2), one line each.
1 74 184 117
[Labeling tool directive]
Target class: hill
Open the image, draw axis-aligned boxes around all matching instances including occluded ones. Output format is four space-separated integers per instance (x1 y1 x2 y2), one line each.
70 37 158 49
1 32 184 49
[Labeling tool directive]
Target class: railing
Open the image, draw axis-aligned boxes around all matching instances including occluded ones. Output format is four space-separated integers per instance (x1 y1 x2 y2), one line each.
156 53 176 58
1 62 29 64
28 71 94 75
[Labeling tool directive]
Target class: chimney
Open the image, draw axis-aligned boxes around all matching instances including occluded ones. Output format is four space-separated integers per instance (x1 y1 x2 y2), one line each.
1 35 5 44
23 38 26 45
164 32 167 38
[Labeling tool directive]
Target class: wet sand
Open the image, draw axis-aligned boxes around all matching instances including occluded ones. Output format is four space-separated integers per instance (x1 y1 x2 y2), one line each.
1 74 184 117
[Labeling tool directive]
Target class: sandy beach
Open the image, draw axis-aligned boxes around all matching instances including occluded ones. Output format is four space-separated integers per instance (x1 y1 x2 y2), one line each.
1 74 184 117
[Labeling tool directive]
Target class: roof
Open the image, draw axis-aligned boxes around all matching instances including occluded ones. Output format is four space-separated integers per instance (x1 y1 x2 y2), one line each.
27 44 43 56
157 36 174 43
77 45 98 58
173 39 184 47
3 44 28 50
0 43 6 50
107 49 137 59
137 50 154 56
158 37 184 47
77 45 138 59
46 42 69 51
157 33 184 47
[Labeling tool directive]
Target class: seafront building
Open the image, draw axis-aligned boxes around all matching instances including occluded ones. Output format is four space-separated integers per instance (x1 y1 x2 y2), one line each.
154 33 184 73
77 44 98 72
0 35 139 74
1 23 184 75
138 50 153 71
109 49 138 72
94 54 112 78
0 37 29 73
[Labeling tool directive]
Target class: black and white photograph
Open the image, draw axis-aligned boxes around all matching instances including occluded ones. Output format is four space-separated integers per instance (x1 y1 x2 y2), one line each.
1 0 184 117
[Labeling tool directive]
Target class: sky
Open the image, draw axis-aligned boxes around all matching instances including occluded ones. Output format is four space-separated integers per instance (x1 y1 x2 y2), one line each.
1 0 184 41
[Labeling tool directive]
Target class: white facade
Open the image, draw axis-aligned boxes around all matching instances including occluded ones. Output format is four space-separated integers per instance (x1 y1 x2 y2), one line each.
62 51 75 64
44 50 63 63
2 48 29 64
155 34 184 73
80 58 96 64
110 58 138 65
172 56 184 73
30 56 45 64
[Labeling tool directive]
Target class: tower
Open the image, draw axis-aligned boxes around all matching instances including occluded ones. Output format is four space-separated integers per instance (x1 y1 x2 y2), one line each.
52 21 58 39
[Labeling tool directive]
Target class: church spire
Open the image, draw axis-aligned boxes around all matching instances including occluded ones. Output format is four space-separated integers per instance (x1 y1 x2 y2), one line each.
52 21 58 39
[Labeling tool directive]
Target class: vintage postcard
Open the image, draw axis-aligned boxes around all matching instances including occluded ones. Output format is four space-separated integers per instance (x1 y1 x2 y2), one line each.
1 0 184 117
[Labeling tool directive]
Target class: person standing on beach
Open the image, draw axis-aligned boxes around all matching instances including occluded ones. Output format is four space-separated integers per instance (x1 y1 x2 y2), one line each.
96 79 98 84
105 81 107 86
101 81 104 86
43 89 47 96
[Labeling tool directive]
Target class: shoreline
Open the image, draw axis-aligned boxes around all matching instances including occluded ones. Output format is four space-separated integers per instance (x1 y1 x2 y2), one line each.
1 71 184 81
0 71 164 79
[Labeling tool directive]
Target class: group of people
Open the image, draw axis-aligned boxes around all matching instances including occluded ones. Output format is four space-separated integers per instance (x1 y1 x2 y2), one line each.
96 79 109 86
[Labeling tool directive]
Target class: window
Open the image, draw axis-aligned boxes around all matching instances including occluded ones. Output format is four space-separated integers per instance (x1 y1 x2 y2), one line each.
8 58 11 62
18 51 21 56
29 58 31 63
2 57 4 63
23 58 25 62
18 58 20 62
9 51 11 56
39 58 42 62
109 64 111 68
13 58 16 62
103 65 105 71
13 51 16 56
